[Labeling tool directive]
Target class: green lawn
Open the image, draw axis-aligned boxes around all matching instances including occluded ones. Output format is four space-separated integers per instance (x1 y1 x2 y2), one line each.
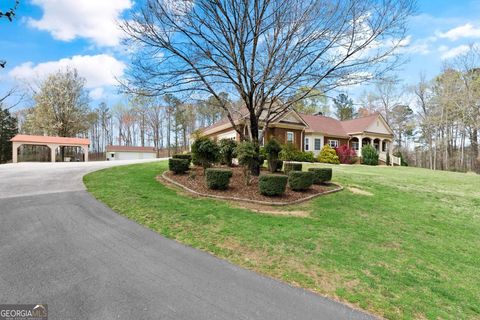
84 162 480 319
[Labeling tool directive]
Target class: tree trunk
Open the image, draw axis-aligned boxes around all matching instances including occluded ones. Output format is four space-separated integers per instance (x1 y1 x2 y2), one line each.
248 113 261 176
472 129 479 173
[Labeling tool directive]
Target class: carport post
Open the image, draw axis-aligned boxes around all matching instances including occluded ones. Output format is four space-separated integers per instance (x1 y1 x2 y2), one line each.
12 142 20 163
83 146 89 162
49 144 58 162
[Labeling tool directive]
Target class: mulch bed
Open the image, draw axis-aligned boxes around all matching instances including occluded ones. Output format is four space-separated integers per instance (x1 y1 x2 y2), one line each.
160 166 342 205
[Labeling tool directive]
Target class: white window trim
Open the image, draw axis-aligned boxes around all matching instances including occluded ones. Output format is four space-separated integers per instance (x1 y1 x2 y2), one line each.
314 138 322 151
287 131 294 143
328 139 339 148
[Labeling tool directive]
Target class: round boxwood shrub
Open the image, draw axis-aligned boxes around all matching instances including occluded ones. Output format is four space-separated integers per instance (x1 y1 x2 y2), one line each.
205 168 233 190
288 171 314 191
259 174 288 196
172 153 192 164
308 168 332 184
169 158 190 174
284 162 302 175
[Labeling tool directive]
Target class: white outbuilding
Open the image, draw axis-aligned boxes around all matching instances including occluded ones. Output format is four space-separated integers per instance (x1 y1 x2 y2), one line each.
106 145 157 161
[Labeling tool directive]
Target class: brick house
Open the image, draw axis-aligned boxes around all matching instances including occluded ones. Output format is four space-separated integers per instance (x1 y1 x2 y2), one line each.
198 108 397 164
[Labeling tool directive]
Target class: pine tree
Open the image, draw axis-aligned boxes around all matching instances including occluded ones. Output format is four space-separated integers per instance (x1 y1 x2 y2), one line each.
0 107 18 163
333 93 356 120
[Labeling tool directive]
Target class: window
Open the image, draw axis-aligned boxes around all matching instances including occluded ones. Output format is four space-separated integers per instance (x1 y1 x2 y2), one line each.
314 138 321 151
305 138 309 151
287 131 294 143
111 153 115 158
351 141 359 150
328 139 339 148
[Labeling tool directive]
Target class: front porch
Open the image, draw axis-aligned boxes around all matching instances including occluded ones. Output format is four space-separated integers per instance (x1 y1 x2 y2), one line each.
349 136 400 165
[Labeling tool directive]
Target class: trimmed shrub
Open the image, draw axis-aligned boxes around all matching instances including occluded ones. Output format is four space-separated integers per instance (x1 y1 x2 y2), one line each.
269 159 284 172
173 153 192 164
236 141 260 185
288 171 314 191
279 143 315 162
308 168 332 184
335 145 357 164
317 145 340 164
205 168 233 190
265 138 282 159
219 139 237 166
169 158 190 174
284 162 302 175
259 174 288 196
191 136 220 170
362 144 379 166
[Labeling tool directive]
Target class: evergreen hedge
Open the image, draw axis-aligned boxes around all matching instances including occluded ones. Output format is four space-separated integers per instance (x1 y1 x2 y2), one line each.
205 168 233 190
169 158 190 174
259 174 288 196
284 162 302 175
288 171 314 191
308 168 332 184
172 153 192 164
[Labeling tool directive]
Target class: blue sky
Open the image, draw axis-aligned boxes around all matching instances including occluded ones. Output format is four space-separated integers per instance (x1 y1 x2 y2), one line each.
1 0 479 109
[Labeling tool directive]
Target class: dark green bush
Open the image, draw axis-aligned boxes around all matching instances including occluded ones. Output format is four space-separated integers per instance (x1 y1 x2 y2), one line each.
219 139 237 166
308 168 332 184
265 138 282 159
173 153 192 164
269 159 283 172
205 168 233 190
284 162 302 175
169 158 190 174
362 144 379 166
259 174 288 196
288 171 314 191
191 136 220 170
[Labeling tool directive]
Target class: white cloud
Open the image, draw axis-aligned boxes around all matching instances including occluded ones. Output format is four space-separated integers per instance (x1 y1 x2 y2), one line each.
440 45 471 60
28 0 133 47
89 87 105 100
9 54 126 91
438 23 480 41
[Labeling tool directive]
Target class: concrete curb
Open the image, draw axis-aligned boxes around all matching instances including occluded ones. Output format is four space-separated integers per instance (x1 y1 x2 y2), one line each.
160 171 343 206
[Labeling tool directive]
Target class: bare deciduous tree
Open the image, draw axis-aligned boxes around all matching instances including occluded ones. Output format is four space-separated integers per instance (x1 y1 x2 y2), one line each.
121 0 415 173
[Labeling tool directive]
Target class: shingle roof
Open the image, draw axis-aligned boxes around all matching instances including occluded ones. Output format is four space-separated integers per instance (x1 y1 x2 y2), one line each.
300 113 349 137
340 113 380 133
106 145 156 153
10 134 90 145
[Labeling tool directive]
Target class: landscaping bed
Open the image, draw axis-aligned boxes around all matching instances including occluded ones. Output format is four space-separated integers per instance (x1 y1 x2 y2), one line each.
162 166 340 205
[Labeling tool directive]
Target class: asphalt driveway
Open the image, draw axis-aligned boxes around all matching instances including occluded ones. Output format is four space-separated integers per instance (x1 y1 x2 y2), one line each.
0 160 375 320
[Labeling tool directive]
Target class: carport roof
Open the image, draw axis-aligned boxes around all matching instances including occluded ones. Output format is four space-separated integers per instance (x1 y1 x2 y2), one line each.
10 134 90 145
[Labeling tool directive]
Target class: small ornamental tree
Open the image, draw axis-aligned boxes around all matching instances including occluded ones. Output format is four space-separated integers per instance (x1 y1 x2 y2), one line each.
264 138 282 172
191 136 220 172
335 145 357 164
236 141 258 185
219 139 237 166
317 145 340 164
362 144 379 165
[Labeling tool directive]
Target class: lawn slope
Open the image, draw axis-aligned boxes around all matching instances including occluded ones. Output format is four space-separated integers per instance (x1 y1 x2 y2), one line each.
84 162 480 319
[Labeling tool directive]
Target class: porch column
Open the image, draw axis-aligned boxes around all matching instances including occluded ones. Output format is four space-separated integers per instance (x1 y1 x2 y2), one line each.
358 137 363 157
83 146 89 162
370 138 374 146
12 142 20 163
380 138 384 153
